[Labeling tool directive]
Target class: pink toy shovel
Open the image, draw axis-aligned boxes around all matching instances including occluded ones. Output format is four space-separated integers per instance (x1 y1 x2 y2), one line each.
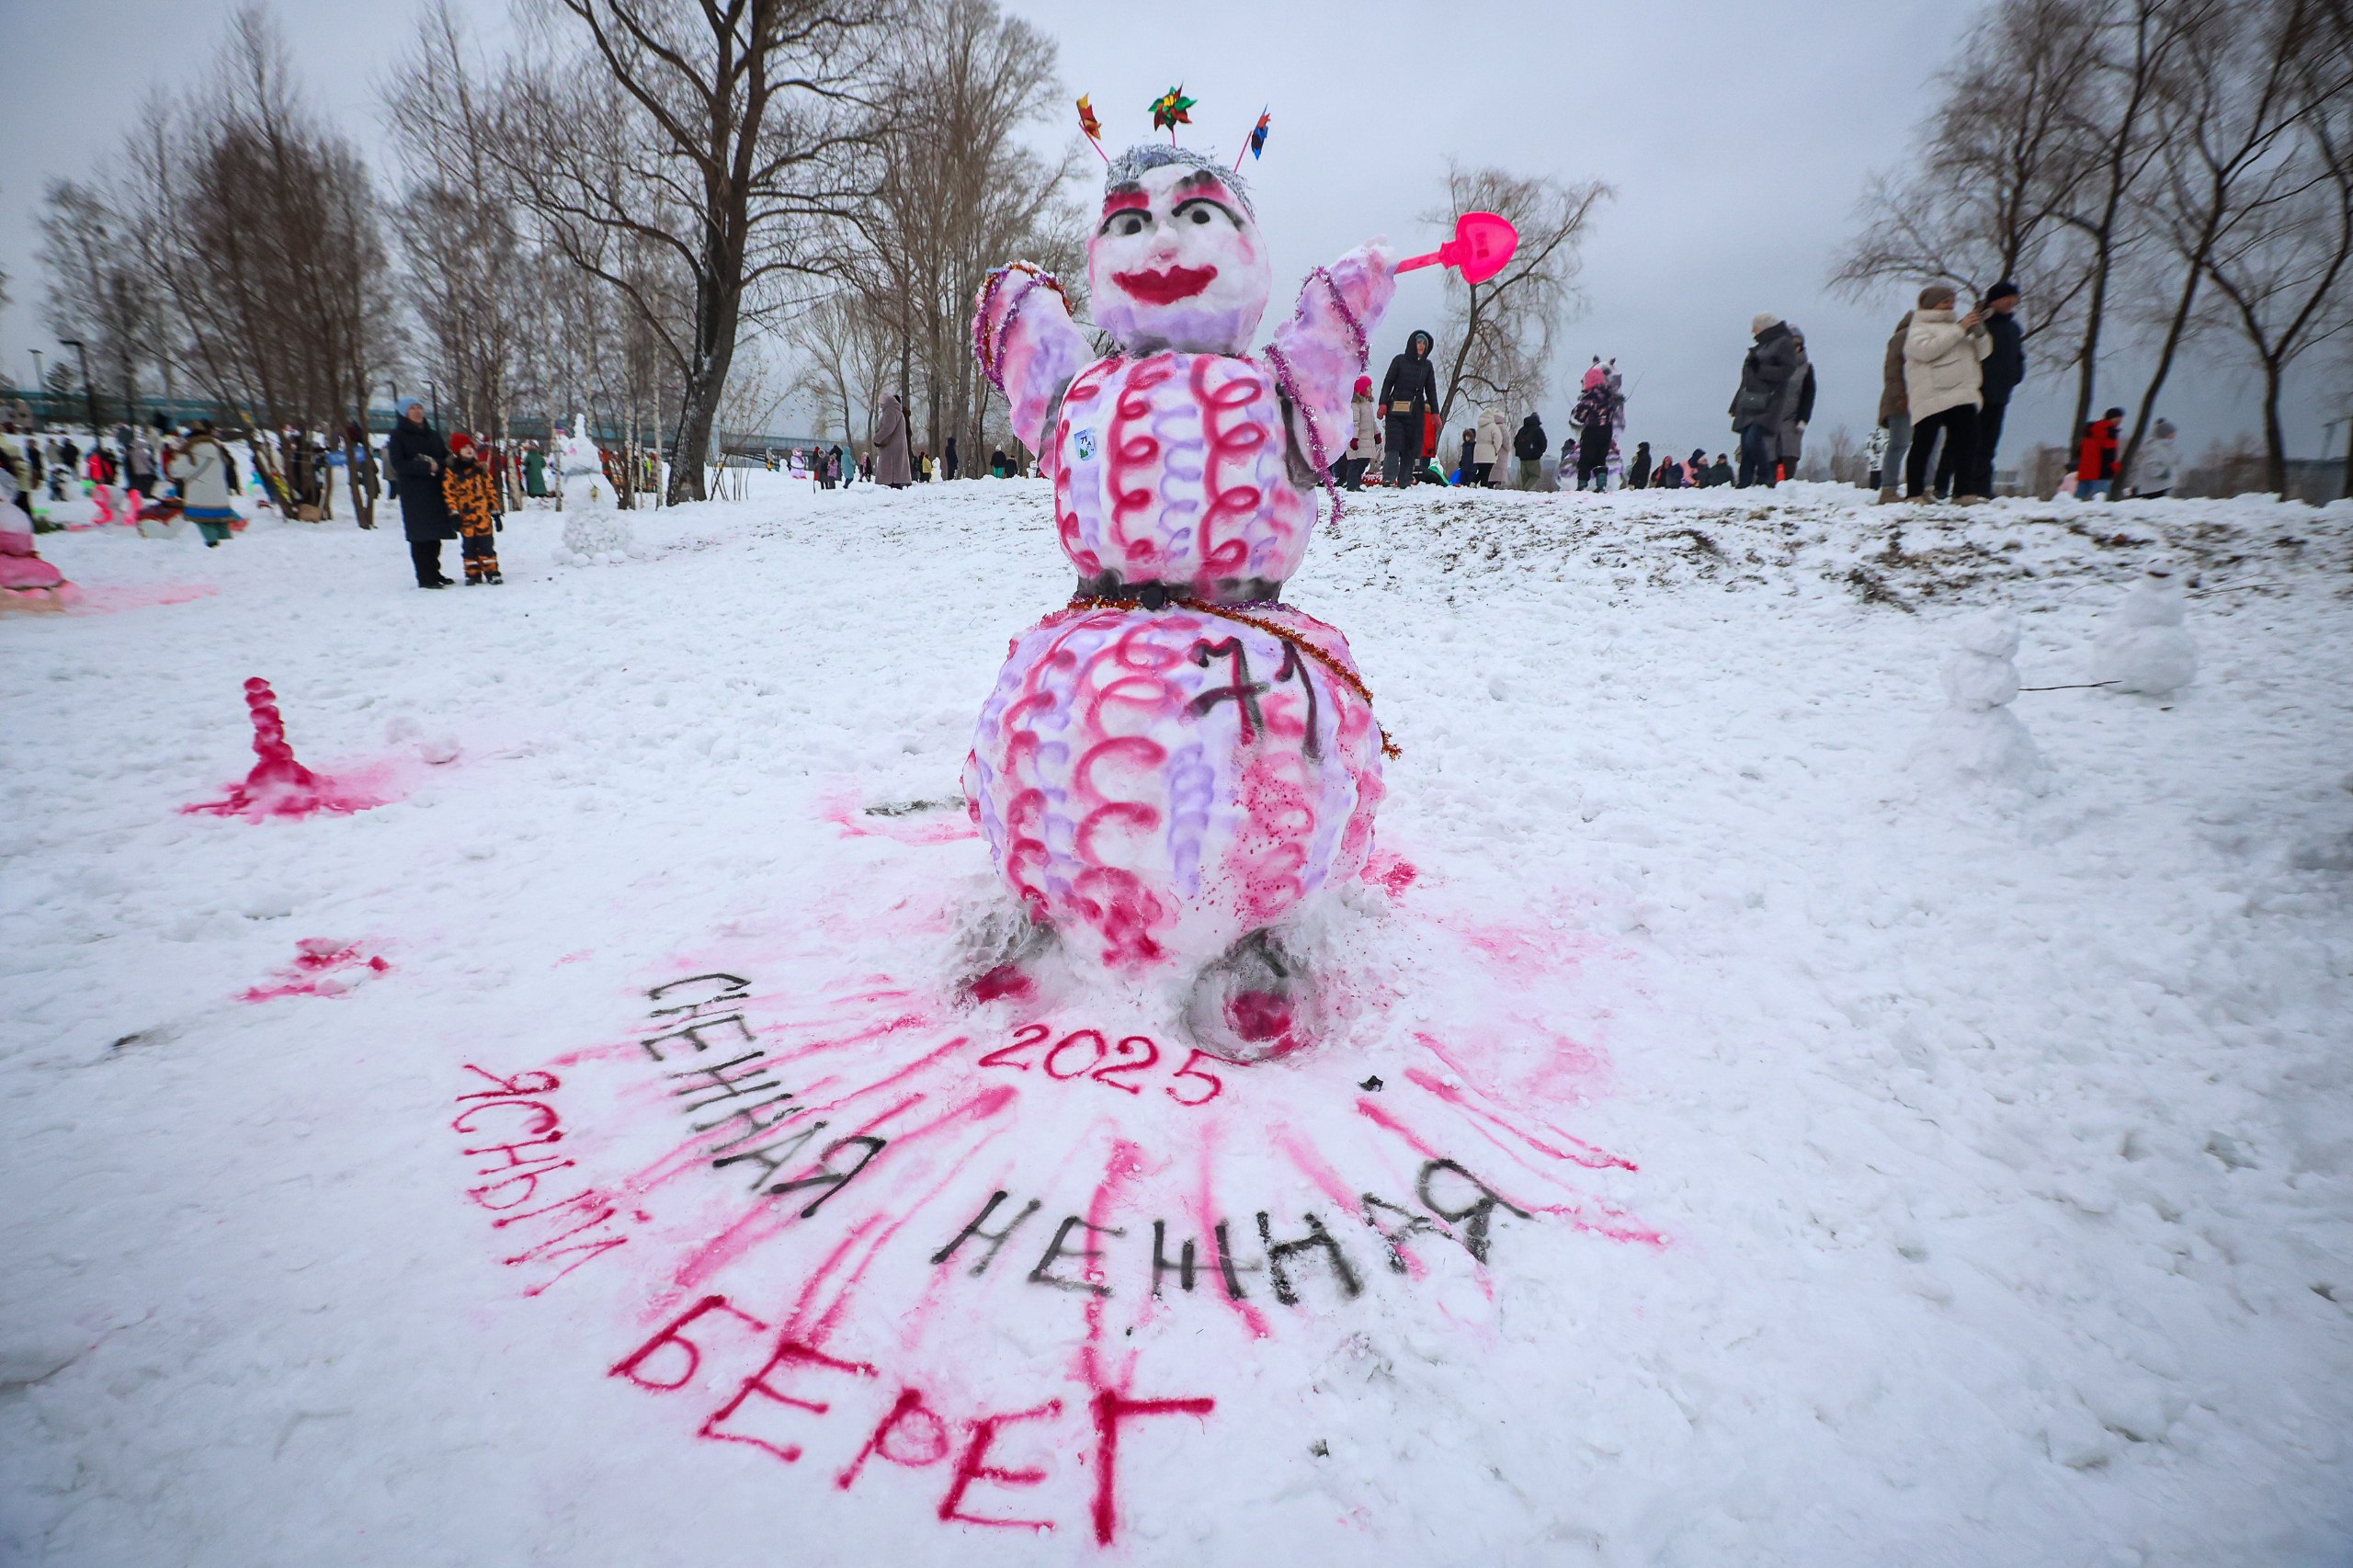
1394 211 1520 284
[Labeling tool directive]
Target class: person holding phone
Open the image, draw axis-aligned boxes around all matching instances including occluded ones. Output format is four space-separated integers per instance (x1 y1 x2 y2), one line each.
1902 284 1991 505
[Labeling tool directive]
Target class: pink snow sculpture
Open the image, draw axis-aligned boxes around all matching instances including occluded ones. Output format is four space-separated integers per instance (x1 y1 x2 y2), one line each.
185 677 385 821
0 503 71 608
970 142 1396 1054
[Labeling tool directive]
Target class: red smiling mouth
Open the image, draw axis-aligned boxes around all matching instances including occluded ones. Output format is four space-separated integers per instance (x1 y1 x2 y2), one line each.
1112 265 1217 304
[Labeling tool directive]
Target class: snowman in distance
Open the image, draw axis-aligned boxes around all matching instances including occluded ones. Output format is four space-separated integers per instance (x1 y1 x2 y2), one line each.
557 413 633 566
2092 556 2198 699
1918 608 2044 789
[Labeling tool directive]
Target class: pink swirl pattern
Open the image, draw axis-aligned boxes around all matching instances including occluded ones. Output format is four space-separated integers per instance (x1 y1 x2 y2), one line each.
963 604 1383 973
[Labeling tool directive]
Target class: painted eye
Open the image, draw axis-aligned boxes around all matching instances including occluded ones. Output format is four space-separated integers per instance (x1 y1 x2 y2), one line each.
1112 212 1146 237
1188 208 1211 224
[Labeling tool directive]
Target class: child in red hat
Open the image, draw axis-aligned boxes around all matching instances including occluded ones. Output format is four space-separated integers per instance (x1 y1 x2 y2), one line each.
440 432 503 585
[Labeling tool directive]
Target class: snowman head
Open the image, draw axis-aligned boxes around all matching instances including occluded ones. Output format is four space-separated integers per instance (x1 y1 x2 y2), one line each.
1089 145 1271 356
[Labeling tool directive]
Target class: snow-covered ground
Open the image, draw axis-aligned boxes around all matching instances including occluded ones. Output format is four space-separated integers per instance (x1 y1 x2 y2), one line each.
3 476 2348 1566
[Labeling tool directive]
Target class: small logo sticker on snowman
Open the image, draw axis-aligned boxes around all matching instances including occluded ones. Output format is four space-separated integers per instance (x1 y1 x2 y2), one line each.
1074 428 1097 463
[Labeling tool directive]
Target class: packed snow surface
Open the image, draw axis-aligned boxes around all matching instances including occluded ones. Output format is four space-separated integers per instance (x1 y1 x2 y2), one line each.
3 477 2349 1566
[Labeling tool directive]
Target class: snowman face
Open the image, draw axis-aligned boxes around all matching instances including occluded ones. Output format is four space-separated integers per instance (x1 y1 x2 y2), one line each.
1088 163 1271 355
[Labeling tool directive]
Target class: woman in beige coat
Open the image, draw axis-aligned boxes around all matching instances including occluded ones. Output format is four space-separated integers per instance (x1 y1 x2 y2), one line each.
1472 406 1508 486
872 392 914 488
1902 284 1991 503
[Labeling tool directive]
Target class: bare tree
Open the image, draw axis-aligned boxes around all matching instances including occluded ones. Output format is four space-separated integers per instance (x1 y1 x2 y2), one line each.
101 9 394 520
384 0 532 491
2047 0 2202 451
786 289 890 444
1424 165 1610 427
490 0 887 503
845 0 1078 464
2200 33 2353 493
2118 0 2340 483
36 178 162 429
1835 0 2104 357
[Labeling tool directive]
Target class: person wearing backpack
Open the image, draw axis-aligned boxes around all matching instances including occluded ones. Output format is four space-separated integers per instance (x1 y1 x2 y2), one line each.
1512 412 1549 489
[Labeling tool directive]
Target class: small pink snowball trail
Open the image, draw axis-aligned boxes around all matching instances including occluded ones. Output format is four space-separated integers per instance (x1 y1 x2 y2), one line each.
184 677 386 821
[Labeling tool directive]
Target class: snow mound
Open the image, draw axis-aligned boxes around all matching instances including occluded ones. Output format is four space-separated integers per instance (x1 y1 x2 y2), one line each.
558 507 636 566
2092 558 2197 697
1915 608 2043 789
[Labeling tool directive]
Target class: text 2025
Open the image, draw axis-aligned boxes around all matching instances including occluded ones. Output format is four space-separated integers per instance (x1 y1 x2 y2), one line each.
977 1024 1228 1105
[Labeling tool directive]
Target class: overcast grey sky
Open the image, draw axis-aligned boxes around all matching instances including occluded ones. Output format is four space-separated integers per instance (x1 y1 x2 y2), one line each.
0 0 2336 463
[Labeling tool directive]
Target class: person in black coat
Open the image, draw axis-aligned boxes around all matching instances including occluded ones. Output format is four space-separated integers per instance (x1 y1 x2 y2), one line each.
1730 314 1801 487
1512 413 1548 488
1377 330 1439 487
1972 279 2026 496
388 402 455 588
1628 441 1653 488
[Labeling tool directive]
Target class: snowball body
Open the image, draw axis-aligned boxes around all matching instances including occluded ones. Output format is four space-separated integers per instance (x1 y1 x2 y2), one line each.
2092 566 2197 697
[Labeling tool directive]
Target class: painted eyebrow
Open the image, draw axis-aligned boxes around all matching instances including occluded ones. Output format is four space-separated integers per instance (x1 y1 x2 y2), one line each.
1172 171 1235 202
1100 187 1149 214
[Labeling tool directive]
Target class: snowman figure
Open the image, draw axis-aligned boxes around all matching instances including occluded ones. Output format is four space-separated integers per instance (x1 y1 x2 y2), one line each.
557 413 633 565
2091 556 2196 698
1919 608 2042 786
967 137 1397 1060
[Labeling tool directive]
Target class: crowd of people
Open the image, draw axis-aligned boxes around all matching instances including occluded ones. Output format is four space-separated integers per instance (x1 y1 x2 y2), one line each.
5 285 2189 604
1325 293 2175 504
1340 328 1777 494
772 390 1038 490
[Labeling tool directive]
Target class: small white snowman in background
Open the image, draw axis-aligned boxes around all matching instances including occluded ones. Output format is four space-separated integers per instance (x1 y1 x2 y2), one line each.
1916 608 2044 787
2091 555 2197 698
556 412 635 566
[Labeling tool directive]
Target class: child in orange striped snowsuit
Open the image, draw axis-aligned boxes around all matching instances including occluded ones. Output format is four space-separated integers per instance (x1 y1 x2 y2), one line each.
440 433 503 585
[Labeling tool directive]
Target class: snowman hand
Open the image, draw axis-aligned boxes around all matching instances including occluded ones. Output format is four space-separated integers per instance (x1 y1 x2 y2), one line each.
974 261 1091 457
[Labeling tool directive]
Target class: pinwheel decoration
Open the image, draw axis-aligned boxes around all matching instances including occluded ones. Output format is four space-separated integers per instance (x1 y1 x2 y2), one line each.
1149 85 1196 138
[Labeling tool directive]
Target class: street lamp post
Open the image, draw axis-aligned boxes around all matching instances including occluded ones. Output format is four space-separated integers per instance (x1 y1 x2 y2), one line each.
29 351 43 413
57 338 103 458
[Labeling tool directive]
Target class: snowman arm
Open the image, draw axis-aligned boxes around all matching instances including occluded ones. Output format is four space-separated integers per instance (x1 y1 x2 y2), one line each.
1267 244 1397 474
973 262 1091 456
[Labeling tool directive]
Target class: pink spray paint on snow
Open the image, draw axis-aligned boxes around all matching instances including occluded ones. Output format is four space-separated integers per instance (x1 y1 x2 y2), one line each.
184 677 397 821
240 937 392 1002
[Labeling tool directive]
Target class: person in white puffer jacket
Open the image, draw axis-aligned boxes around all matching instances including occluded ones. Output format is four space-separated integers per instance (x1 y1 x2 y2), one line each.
1343 374 1380 489
1473 405 1508 486
168 423 242 547
1902 283 1991 505
2135 418 2180 497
